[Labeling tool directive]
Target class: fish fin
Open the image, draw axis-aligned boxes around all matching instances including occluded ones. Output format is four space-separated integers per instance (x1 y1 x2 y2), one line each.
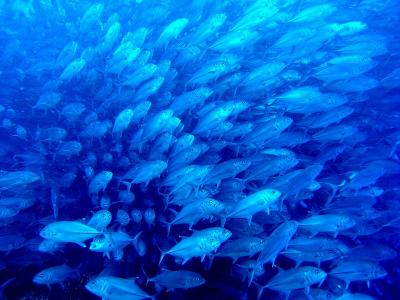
305 286 310 294
255 282 266 300
247 216 253 226
345 281 350 289
141 265 151 285
248 269 255 287
159 251 166 264
205 255 214 271
318 277 325 288
75 242 86 248
182 256 191 265
132 231 142 246
285 291 291 300
220 217 226 227
168 208 178 215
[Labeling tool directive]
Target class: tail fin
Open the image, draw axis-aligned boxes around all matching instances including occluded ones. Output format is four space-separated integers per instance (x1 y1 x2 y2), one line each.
131 231 142 248
247 268 255 287
154 241 167 264
254 282 266 300
159 251 166 265
140 265 151 285
159 219 172 236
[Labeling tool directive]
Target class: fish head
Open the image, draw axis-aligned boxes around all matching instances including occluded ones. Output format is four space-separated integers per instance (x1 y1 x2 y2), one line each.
233 158 252 172
218 228 232 242
38 240 56 252
308 267 327 285
89 236 107 251
187 274 206 287
210 199 225 213
338 215 356 230
144 208 156 225
28 172 41 183
100 196 111 209
210 13 227 27
381 247 397 260
373 264 388 278
98 209 112 223
136 239 146 256
262 189 281 203
196 188 213 201
309 288 335 300
308 181 321 192
85 277 107 296
0 206 18 218
39 225 58 240
33 270 51 285
101 171 113 182
131 209 142 222
286 221 299 236
155 161 168 173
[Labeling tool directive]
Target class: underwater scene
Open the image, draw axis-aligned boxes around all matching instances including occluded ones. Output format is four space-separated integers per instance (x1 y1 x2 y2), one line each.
0 0 400 299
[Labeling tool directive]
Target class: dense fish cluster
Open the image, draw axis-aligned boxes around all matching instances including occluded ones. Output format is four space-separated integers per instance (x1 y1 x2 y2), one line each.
1 0 400 299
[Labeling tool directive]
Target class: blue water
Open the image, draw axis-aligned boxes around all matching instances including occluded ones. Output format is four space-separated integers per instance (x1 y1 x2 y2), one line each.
0 0 400 299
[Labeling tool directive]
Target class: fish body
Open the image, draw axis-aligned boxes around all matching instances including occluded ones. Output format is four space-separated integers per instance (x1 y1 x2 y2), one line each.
40 221 100 247
33 264 79 287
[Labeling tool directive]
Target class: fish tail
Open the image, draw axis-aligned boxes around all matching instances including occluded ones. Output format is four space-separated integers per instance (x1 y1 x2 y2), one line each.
160 220 172 236
132 231 142 248
159 251 166 265
140 264 151 285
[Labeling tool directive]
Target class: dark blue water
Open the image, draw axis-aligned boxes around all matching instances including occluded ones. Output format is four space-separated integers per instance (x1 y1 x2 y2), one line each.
0 0 400 299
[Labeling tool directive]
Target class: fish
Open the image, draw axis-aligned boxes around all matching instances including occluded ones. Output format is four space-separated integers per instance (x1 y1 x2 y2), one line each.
60 58 86 82
145 269 205 290
87 210 112 231
112 108 134 139
159 227 231 264
156 18 189 49
227 189 281 224
299 214 356 237
258 266 327 299
33 264 79 288
163 198 225 234
89 231 141 258
256 221 298 267
88 171 113 201
0 171 41 189
40 221 101 247
329 260 387 288
86 275 153 300
121 160 167 189
216 237 265 263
